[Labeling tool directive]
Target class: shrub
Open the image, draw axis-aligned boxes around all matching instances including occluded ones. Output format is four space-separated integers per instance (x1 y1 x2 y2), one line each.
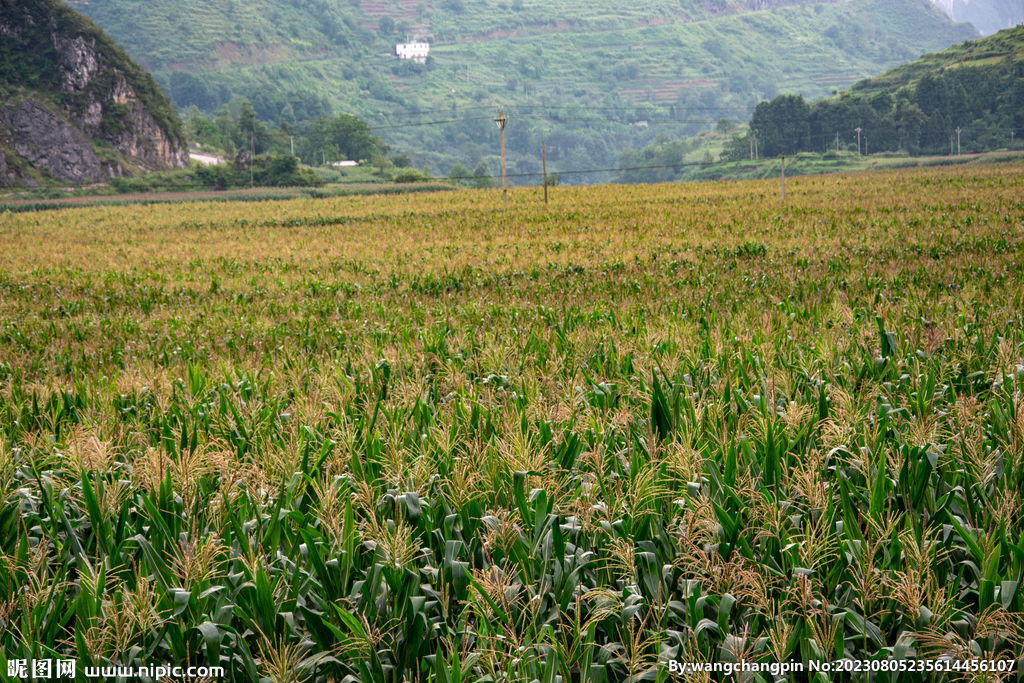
393 168 427 183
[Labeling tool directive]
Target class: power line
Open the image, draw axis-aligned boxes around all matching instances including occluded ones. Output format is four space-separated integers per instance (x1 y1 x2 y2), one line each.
232 110 983 142
358 104 758 120
362 106 499 118
83 145 1021 195
368 117 495 130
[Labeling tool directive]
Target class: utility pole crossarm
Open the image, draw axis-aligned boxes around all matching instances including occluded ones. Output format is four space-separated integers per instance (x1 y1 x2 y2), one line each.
494 108 508 206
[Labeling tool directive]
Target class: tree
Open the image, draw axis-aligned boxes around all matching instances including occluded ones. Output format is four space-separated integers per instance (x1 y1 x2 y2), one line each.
214 105 234 139
237 100 258 137
448 163 471 185
332 114 385 160
185 107 220 146
379 16 395 35
720 132 752 162
298 114 385 165
169 71 214 111
916 73 945 115
750 94 811 157
472 161 494 188
897 99 929 154
280 103 296 124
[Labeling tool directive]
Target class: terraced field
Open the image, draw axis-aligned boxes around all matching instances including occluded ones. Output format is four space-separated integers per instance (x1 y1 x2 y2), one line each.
1 163 1024 681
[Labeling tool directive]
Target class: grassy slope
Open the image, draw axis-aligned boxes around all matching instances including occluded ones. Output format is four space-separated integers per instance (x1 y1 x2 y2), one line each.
63 0 978 180
62 0 362 70
846 23 1024 96
646 23 1024 181
67 0 977 116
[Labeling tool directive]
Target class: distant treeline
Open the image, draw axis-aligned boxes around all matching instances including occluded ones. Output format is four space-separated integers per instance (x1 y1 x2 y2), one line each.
725 56 1024 158
185 102 388 166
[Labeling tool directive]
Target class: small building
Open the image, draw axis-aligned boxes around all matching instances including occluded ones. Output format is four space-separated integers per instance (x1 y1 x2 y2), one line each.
332 160 358 167
396 42 429 64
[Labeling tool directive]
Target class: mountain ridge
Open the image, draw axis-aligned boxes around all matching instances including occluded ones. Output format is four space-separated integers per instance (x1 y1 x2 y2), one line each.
57 0 980 182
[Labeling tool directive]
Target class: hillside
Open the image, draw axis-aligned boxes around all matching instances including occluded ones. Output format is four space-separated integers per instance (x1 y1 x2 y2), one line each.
845 22 1024 95
65 0 978 181
614 24 1024 183
930 0 1024 35
0 0 186 187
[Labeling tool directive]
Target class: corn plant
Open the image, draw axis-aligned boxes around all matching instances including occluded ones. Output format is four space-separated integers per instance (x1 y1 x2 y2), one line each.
0 165 1023 682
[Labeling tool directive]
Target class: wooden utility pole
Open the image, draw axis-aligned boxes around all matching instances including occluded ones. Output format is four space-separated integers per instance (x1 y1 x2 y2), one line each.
781 153 785 202
541 140 548 206
956 127 962 156
494 107 508 206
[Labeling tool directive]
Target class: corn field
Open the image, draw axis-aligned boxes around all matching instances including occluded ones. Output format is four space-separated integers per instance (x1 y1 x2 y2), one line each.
1 166 1024 682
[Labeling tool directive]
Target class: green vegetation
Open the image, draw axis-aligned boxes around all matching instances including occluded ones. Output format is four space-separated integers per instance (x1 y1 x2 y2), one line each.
2 164 1024 679
0 182 455 213
302 182 455 197
0 0 184 151
109 155 324 192
616 25 1024 183
0 191 302 213
739 25 1024 158
66 0 979 180
184 105 395 173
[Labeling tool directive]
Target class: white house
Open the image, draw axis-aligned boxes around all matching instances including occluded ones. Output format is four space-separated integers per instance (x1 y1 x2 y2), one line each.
396 42 429 64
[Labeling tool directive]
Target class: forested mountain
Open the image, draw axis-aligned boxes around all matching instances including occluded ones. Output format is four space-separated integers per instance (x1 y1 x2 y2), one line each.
0 0 186 187
611 24 1023 185
738 24 1024 158
65 0 979 181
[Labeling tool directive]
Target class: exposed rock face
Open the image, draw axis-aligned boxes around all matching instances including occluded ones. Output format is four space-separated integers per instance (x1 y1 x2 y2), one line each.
0 0 187 186
13 100 102 184
52 36 188 170
930 0 1024 35
56 34 102 91
105 76 189 168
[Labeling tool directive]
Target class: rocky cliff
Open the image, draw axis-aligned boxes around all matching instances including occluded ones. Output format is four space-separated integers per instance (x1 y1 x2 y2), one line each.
0 0 187 187
931 0 1024 35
